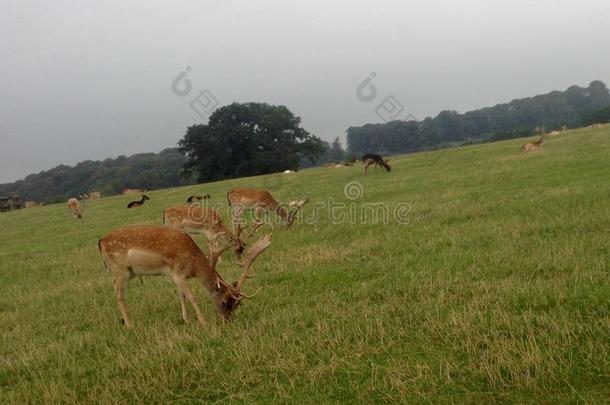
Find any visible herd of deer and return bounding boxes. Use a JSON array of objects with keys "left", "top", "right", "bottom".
[
  {"left": 67, "top": 155, "right": 393, "bottom": 327},
  {"left": 74, "top": 187, "right": 307, "bottom": 327},
  {"left": 66, "top": 139, "right": 555, "bottom": 327}
]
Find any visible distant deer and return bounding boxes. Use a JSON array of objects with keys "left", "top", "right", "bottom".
[
  {"left": 361, "top": 153, "right": 391, "bottom": 173},
  {"left": 127, "top": 194, "right": 150, "bottom": 209},
  {"left": 227, "top": 188, "right": 308, "bottom": 237},
  {"left": 187, "top": 194, "right": 210, "bottom": 203},
  {"left": 327, "top": 162, "right": 352, "bottom": 168},
  {"left": 522, "top": 134, "right": 546, "bottom": 152},
  {"left": 67, "top": 197, "right": 82, "bottom": 219},
  {"left": 98, "top": 225, "right": 271, "bottom": 327},
  {"left": 163, "top": 205, "right": 245, "bottom": 256}
]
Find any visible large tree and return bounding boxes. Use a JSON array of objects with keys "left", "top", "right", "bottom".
[{"left": 179, "top": 102, "right": 325, "bottom": 182}]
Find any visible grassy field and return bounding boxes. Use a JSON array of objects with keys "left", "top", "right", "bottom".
[{"left": 1, "top": 127, "right": 609, "bottom": 403}]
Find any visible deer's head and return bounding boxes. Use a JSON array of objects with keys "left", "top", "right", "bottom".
[
  {"left": 286, "top": 198, "right": 309, "bottom": 226},
  {"left": 210, "top": 234, "right": 272, "bottom": 319}
]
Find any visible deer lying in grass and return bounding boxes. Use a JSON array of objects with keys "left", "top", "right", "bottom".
[
  {"left": 227, "top": 188, "right": 308, "bottom": 237},
  {"left": 98, "top": 225, "right": 271, "bottom": 327},
  {"left": 163, "top": 205, "right": 245, "bottom": 256},
  {"left": 67, "top": 197, "right": 82, "bottom": 219},
  {"left": 187, "top": 194, "right": 211, "bottom": 203},
  {"left": 361, "top": 153, "right": 391, "bottom": 173},
  {"left": 522, "top": 134, "right": 545, "bottom": 152},
  {"left": 127, "top": 194, "right": 150, "bottom": 208}
]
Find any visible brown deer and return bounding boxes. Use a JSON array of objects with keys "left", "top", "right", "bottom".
[
  {"left": 127, "top": 194, "right": 150, "bottom": 208},
  {"left": 163, "top": 205, "right": 245, "bottom": 256},
  {"left": 522, "top": 134, "right": 546, "bottom": 152},
  {"left": 98, "top": 225, "right": 271, "bottom": 327},
  {"left": 227, "top": 188, "right": 308, "bottom": 237},
  {"left": 67, "top": 197, "right": 82, "bottom": 219},
  {"left": 361, "top": 153, "right": 391, "bottom": 173}
]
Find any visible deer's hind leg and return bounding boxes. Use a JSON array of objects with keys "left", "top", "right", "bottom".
[
  {"left": 364, "top": 160, "right": 373, "bottom": 173},
  {"left": 112, "top": 270, "right": 132, "bottom": 328}
]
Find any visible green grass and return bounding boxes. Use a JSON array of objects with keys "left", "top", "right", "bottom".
[{"left": 1, "top": 127, "right": 609, "bottom": 403}]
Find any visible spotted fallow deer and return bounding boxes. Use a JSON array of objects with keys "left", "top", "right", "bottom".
[
  {"left": 163, "top": 205, "right": 245, "bottom": 256},
  {"left": 522, "top": 134, "right": 546, "bottom": 152},
  {"left": 227, "top": 188, "right": 308, "bottom": 238},
  {"left": 67, "top": 197, "right": 82, "bottom": 219},
  {"left": 98, "top": 225, "right": 271, "bottom": 327}
]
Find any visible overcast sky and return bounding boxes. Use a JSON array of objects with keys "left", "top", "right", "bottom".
[{"left": 1, "top": 0, "right": 609, "bottom": 183}]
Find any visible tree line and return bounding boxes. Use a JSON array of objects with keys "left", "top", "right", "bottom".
[
  {"left": 0, "top": 149, "right": 196, "bottom": 203},
  {"left": 347, "top": 80, "right": 610, "bottom": 156},
  {"left": 3, "top": 81, "right": 609, "bottom": 204}
]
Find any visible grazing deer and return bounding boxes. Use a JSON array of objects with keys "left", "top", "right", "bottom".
[
  {"left": 522, "top": 134, "right": 545, "bottom": 152},
  {"left": 127, "top": 194, "right": 150, "bottom": 209},
  {"left": 98, "top": 225, "right": 271, "bottom": 327},
  {"left": 163, "top": 205, "right": 245, "bottom": 256},
  {"left": 187, "top": 194, "right": 211, "bottom": 203},
  {"left": 227, "top": 188, "right": 308, "bottom": 237},
  {"left": 67, "top": 197, "right": 82, "bottom": 219},
  {"left": 361, "top": 153, "right": 391, "bottom": 173}
]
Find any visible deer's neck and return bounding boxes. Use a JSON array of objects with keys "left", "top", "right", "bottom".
[{"left": 197, "top": 265, "right": 223, "bottom": 294}]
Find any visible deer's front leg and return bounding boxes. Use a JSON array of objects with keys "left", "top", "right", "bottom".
[
  {"left": 173, "top": 276, "right": 205, "bottom": 326},
  {"left": 178, "top": 292, "right": 189, "bottom": 323}
]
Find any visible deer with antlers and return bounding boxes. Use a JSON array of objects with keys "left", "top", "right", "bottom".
[
  {"left": 163, "top": 205, "right": 246, "bottom": 256},
  {"left": 227, "top": 188, "right": 308, "bottom": 238},
  {"left": 98, "top": 225, "right": 271, "bottom": 327}
]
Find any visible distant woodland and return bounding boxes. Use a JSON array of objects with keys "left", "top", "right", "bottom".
[
  {"left": 2, "top": 81, "right": 609, "bottom": 204},
  {"left": 346, "top": 81, "right": 610, "bottom": 156},
  {"left": 0, "top": 149, "right": 196, "bottom": 203}
]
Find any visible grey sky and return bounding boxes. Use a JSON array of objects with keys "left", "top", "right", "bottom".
[{"left": 1, "top": 0, "right": 609, "bottom": 183}]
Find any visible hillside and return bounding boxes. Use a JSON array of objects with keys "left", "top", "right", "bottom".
[
  {"left": 0, "top": 148, "right": 196, "bottom": 204},
  {"left": 0, "top": 126, "right": 609, "bottom": 402}
]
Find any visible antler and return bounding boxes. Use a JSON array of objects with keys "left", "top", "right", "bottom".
[
  {"left": 235, "top": 234, "right": 272, "bottom": 292},
  {"left": 235, "top": 222, "right": 249, "bottom": 243},
  {"left": 290, "top": 198, "right": 309, "bottom": 214},
  {"left": 208, "top": 235, "right": 234, "bottom": 269}
]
